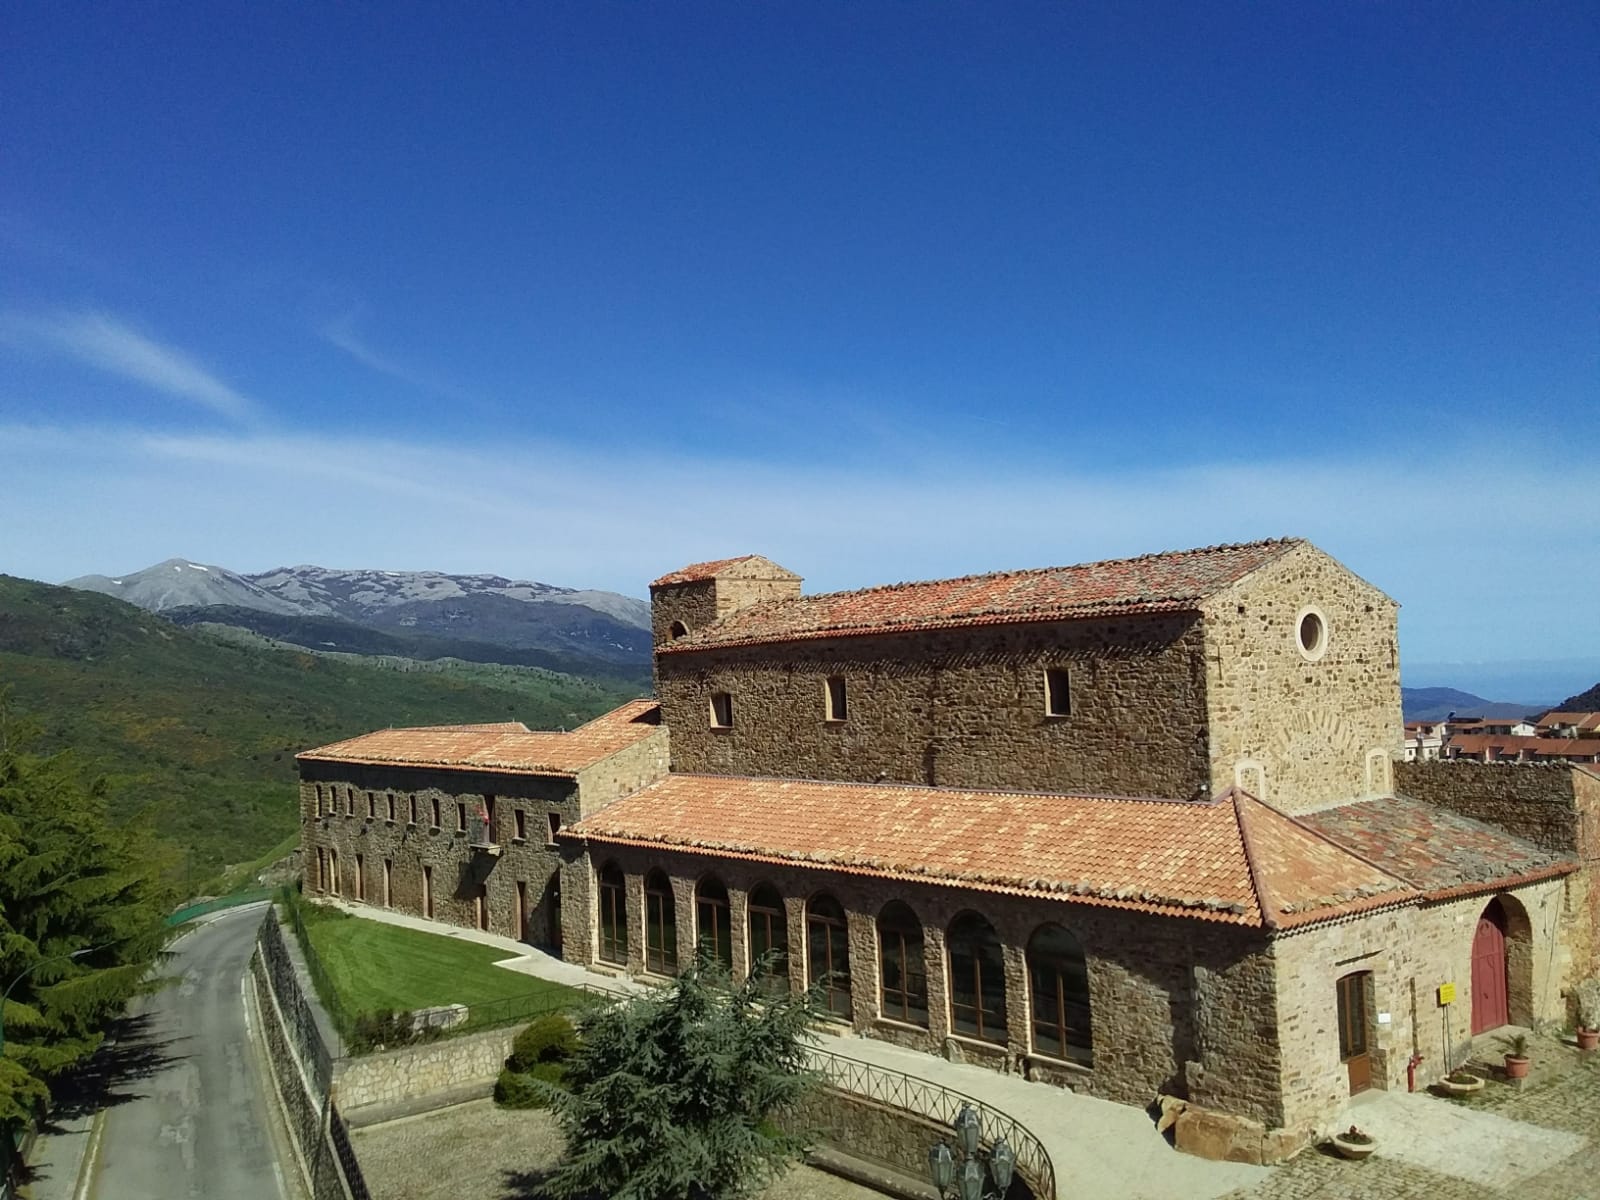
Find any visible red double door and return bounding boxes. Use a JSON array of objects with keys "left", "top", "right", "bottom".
[{"left": 1471, "top": 901, "right": 1509, "bottom": 1035}]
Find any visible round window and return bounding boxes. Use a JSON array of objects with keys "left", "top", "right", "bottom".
[{"left": 1296, "top": 608, "right": 1328, "bottom": 661}]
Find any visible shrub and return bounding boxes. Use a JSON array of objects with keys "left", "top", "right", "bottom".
[
  {"left": 510, "top": 1013, "right": 578, "bottom": 1071},
  {"left": 495, "top": 1061, "right": 568, "bottom": 1110}
]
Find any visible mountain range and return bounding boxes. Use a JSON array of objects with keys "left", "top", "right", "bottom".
[{"left": 66, "top": 558, "right": 652, "bottom": 677}]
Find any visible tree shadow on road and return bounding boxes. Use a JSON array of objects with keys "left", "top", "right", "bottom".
[{"left": 42, "top": 1011, "right": 189, "bottom": 1125}]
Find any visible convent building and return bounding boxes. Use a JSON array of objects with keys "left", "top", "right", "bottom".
[{"left": 297, "top": 538, "right": 1600, "bottom": 1159}]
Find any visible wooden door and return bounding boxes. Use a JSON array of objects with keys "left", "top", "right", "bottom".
[
  {"left": 1336, "top": 972, "right": 1372, "bottom": 1095},
  {"left": 1471, "top": 902, "right": 1509, "bottom": 1034}
]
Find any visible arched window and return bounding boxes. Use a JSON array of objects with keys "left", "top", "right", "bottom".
[
  {"left": 696, "top": 876, "right": 733, "bottom": 970},
  {"left": 877, "top": 901, "right": 927, "bottom": 1026},
  {"left": 1027, "top": 924, "right": 1092, "bottom": 1064},
  {"left": 948, "top": 912, "right": 1006, "bottom": 1044},
  {"left": 807, "top": 893, "right": 851, "bottom": 1018},
  {"left": 598, "top": 863, "right": 627, "bottom": 966},
  {"left": 645, "top": 870, "right": 678, "bottom": 974},
  {"left": 747, "top": 883, "right": 788, "bottom": 993},
  {"left": 668, "top": 620, "right": 689, "bottom": 640}
]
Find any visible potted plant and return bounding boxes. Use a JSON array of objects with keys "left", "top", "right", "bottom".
[
  {"left": 1437, "top": 1069, "right": 1485, "bottom": 1096},
  {"left": 1499, "top": 1032, "right": 1532, "bottom": 1080},
  {"left": 1330, "top": 1125, "right": 1376, "bottom": 1160},
  {"left": 1577, "top": 1027, "right": 1599, "bottom": 1052}
]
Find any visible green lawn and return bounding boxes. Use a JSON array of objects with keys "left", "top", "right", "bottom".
[{"left": 299, "top": 906, "right": 582, "bottom": 1015}]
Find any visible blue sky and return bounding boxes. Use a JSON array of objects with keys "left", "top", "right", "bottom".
[{"left": 2, "top": 3, "right": 1595, "bottom": 699}]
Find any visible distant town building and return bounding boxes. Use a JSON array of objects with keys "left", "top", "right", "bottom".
[{"left": 298, "top": 539, "right": 1600, "bottom": 1163}]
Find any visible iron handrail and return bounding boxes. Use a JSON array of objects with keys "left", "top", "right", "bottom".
[{"left": 805, "top": 1046, "right": 1056, "bottom": 1200}]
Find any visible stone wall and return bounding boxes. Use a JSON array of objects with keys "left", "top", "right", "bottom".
[
  {"left": 1200, "top": 543, "right": 1402, "bottom": 814},
  {"left": 335, "top": 1026, "right": 521, "bottom": 1113},
  {"left": 566, "top": 843, "right": 1283, "bottom": 1125},
  {"left": 1395, "top": 760, "right": 1584, "bottom": 854},
  {"left": 251, "top": 911, "right": 368, "bottom": 1200},
  {"left": 574, "top": 728, "right": 670, "bottom": 817},
  {"left": 655, "top": 614, "right": 1213, "bottom": 800},
  {"left": 299, "top": 763, "right": 577, "bottom": 947},
  {"left": 1270, "top": 878, "right": 1566, "bottom": 1136}
]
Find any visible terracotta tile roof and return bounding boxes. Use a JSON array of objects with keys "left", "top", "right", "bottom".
[
  {"left": 1446, "top": 734, "right": 1600, "bottom": 759},
  {"left": 1537, "top": 712, "right": 1600, "bottom": 733},
  {"left": 563, "top": 774, "right": 1413, "bottom": 929},
  {"left": 1298, "top": 795, "right": 1574, "bottom": 900},
  {"left": 651, "top": 556, "right": 799, "bottom": 588},
  {"left": 297, "top": 699, "right": 661, "bottom": 778},
  {"left": 659, "top": 539, "right": 1304, "bottom": 652}
]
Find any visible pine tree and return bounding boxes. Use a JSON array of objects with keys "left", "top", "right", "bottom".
[
  {"left": 540, "top": 953, "right": 822, "bottom": 1200},
  {"left": 0, "top": 707, "right": 176, "bottom": 1125}
]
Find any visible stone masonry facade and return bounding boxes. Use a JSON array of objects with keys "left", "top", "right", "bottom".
[{"left": 299, "top": 539, "right": 1596, "bottom": 1160}]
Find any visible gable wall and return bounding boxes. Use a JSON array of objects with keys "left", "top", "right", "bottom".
[
  {"left": 1201, "top": 543, "right": 1402, "bottom": 813},
  {"left": 654, "top": 613, "right": 1212, "bottom": 798}
]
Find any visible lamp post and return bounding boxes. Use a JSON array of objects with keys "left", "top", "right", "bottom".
[
  {"left": 927, "top": 1104, "right": 1017, "bottom": 1200},
  {"left": 0, "top": 948, "right": 97, "bottom": 1057}
]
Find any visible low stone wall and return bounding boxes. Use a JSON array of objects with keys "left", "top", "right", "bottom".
[
  {"left": 785, "top": 1089, "right": 1036, "bottom": 1200},
  {"left": 336, "top": 1025, "right": 520, "bottom": 1113},
  {"left": 251, "top": 911, "right": 370, "bottom": 1200}
]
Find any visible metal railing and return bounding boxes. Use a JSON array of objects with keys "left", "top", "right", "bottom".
[{"left": 806, "top": 1047, "right": 1056, "bottom": 1200}]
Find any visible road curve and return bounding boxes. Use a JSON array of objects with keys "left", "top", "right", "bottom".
[{"left": 89, "top": 903, "right": 300, "bottom": 1200}]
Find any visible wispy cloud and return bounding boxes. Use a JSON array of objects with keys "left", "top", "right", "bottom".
[
  {"left": 320, "top": 312, "right": 475, "bottom": 405},
  {"left": 0, "top": 310, "right": 256, "bottom": 422},
  {"left": 1, "top": 420, "right": 1592, "bottom": 679}
]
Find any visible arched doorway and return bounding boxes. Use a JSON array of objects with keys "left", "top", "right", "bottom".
[{"left": 1471, "top": 899, "right": 1510, "bottom": 1034}]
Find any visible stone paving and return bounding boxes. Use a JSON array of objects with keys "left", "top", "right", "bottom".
[
  {"left": 1224, "top": 1031, "right": 1600, "bottom": 1200},
  {"left": 351, "top": 1099, "right": 878, "bottom": 1200}
]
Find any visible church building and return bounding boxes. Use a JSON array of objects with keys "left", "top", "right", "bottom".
[{"left": 297, "top": 538, "right": 1596, "bottom": 1159}]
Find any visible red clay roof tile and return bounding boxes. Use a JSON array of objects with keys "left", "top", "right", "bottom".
[
  {"left": 563, "top": 774, "right": 1414, "bottom": 929},
  {"left": 659, "top": 539, "right": 1304, "bottom": 652},
  {"left": 297, "top": 699, "right": 660, "bottom": 777},
  {"left": 1298, "top": 794, "right": 1573, "bottom": 900}
]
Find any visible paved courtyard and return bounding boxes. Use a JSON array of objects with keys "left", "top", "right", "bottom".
[
  {"left": 352, "top": 1099, "right": 881, "bottom": 1200},
  {"left": 1227, "top": 1030, "right": 1600, "bottom": 1200}
]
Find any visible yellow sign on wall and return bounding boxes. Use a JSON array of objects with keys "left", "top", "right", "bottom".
[{"left": 1438, "top": 982, "right": 1457, "bottom": 1006}]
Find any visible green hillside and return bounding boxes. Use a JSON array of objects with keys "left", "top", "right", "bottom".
[{"left": 0, "top": 575, "right": 645, "bottom": 884}]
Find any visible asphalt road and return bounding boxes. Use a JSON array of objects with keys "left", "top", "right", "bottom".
[{"left": 88, "top": 904, "right": 301, "bottom": 1200}]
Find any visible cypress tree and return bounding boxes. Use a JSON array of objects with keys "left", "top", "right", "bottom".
[{"left": 0, "top": 709, "right": 176, "bottom": 1125}]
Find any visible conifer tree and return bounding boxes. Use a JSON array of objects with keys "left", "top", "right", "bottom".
[
  {"left": 0, "top": 700, "right": 176, "bottom": 1125},
  {"left": 540, "top": 953, "right": 822, "bottom": 1200}
]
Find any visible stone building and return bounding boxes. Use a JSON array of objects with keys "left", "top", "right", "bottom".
[{"left": 297, "top": 539, "right": 1598, "bottom": 1160}]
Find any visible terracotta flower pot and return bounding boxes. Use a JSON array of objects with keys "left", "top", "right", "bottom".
[
  {"left": 1578, "top": 1029, "right": 1599, "bottom": 1052},
  {"left": 1504, "top": 1054, "right": 1531, "bottom": 1080}
]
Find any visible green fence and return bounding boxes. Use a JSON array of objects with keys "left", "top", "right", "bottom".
[{"left": 166, "top": 886, "right": 276, "bottom": 927}]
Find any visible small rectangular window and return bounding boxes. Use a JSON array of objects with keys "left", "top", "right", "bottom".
[
  {"left": 345, "top": 788, "right": 354, "bottom": 817},
  {"left": 409, "top": 796, "right": 417, "bottom": 825},
  {"left": 709, "top": 692, "right": 734, "bottom": 729},
  {"left": 387, "top": 793, "right": 396, "bottom": 821},
  {"left": 547, "top": 812, "right": 562, "bottom": 845},
  {"left": 825, "top": 676, "right": 848, "bottom": 722},
  {"left": 457, "top": 802, "right": 468, "bottom": 832},
  {"left": 367, "top": 792, "right": 376, "bottom": 819},
  {"left": 1045, "top": 667, "right": 1071, "bottom": 717},
  {"left": 431, "top": 797, "right": 441, "bottom": 829},
  {"left": 515, "top": 809, "right": 528, "bottom": 840}
]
